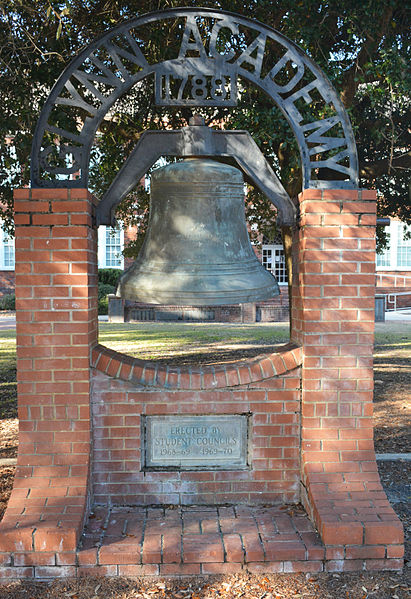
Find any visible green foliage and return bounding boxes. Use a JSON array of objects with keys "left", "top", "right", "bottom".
[
  {"left": 1, "top": 0, "right": 410, "bottom": 252},
  {"left": 98, "top": 268, "right": 122, "bottom": 287},
  {"left": 98, "top": 281, "right": 116, "bottom": 315},
  {"left": 98, "top": 271, "right": 120, "bottom": 314},
  {"left": 98, "top": 283, "right": 116, "bottom": 300},
  {"left": 0, "top": 294, "right": 15, "bottom": 311},
  {"left": 98, "top": 296, "right": 110, "bottom": 315}
]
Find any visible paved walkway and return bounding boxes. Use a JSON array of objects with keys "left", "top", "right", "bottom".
[
  {"left": 0, "top": 316, "right": 15, "bottom": 330},
  {"left": 385, "top": 309, "right": 411, "bottom": 321},
  {"left": 0, "top": 310, "right": 409, "bottom": 328},
  {"left": 0, "top": 314, "right": 108, "bottom": 330},
  {"left": 0, "top": 308, "right": 411, "bottom": 331}
]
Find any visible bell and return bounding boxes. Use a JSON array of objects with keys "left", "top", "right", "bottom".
[{"left": 117, "top": 158, "right": 280, "bottom": 305}]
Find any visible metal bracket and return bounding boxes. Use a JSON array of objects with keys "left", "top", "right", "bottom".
[{"left": 95, "top": 122, "right": 296, "bottom": 227}]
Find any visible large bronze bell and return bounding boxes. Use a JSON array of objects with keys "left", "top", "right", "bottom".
[{"left": 116, "top": 158, "right": 279, "bottom": 305}]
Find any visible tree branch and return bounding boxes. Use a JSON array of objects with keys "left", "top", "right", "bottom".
[
  {"left": 360, "top": 152, "right": 411, "bottom": 179},
  {"left": 340, "top": 5, "right": 393, "bottom": 108}
]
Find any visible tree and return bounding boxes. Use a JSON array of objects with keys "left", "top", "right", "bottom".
[{"left": 0, "top": 0, "right": 410, "bottom": 251}]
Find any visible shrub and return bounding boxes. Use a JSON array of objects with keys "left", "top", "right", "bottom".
[
  {"left": 98, "top": 296, "right": 109, "bottom": 315},
  {"left": 98, "top": 283, "right": 116, "bottom": 300},
  {"left": 98, "top": 282, "right": 116, "bottom": 315},
  {"left": 0, "top": 293, "right": 15, "bottom": 311},
  {"left": 98, "top": 268, "right": 122, "bottom": 287},
  {"left": 98, "top": 269, "right": 122, "bottom": 315}
]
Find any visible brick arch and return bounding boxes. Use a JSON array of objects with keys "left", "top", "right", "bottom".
[
  {"left": 91, "top": 342, "right": 303, "bottom": 390},
  {"left": 0, "top": 185, "right": 404, "bottom": 580},
  {"left": 0, "top": 7, "right": 405, "bottom": 576}
]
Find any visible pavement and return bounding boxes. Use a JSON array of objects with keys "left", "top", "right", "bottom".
[
  {"left": 385, "top": 308, "right": 411, "bottom": 321},
  {"left": 0, "top": 316, "right": 15, "bottom": 330},
  {"left": 0, "top": 309, "right": 410, "bottom": 330}
]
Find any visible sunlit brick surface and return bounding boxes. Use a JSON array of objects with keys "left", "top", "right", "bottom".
[
  {"left": 90, "top": 363, "right": 302, "bottom": 506},
  {"left": 78, "top": 504, "right": 323, "bottom": 573},
  {"left": 0, "top": 189, "right": 98, "bottom": 563},
  {"left": 293, "top": 189, "right": 403, "bottom": 564},
  {"left": 0, "top": 188, "right": 404, "bottom": 579}
]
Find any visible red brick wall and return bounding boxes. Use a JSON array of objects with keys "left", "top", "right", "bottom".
[
  {"left": 292, "top": 189, "right": 403, "bottom": 550},
  {"left": 90, "top": 344, "right": 303, "bottom": 506},
  {"left": 0, "top": 188, "right": 97, "bottom": 554},
  {"left": 91, "top": 372, "right": 301, "bottom": 506},
  {"left": 0, "top": 186, "right": 404, "bottom": 576}
]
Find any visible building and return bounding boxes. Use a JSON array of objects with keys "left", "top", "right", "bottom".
[
  {"left": 375, "top": 219, "right": 411, "bottom": 310},
  {"left": 0, "top": 227, "right": 15, "bottom": 296}
]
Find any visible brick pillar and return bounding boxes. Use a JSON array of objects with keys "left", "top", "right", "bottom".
[
  {"left": 292, "top": 189, "right": 404, "bottom": 562},
  {"left": 0, "top": 189, "right": 97, "bottom": 555}
]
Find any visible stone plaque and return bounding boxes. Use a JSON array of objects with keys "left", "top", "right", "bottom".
[{"left": 144, "top": 415, "right": 248, "bottom": 470}]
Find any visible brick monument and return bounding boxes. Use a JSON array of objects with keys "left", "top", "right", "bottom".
[{"left": 0, "top": 8, "right": 403, "bottom": 579}]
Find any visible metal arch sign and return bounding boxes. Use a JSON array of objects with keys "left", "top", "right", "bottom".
[{"left": 30, "top": 7, "right": 358, "bottom": 190}]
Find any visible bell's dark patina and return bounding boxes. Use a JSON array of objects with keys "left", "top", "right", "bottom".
[{"left": 117, "top": 158, "right": 279, "bottom": 305}]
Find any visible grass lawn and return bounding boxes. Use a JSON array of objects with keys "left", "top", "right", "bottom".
[
  {"left": 0, "top": 330, "right": 16, "bottom": 420},
  {"left": 0, "top": 321, "right": 410, "bottom": 596},
  {"left": 98, "top": 321, "right": 291, "bottom": 365},
  {"left": 0, "top": 320, "right": 409, "bottom": 421}
]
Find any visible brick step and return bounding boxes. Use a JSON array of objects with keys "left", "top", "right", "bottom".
[
  {"left": 78, "top": 504, "right": 321, "bottom": 568},
  {"left": 0, "top": 503, "right": 403, "bottom": 578}
]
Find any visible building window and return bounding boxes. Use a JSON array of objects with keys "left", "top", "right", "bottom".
[
  {"left": 2, "top": 232, "right": 15, "bottom": 269},
  {"left": 262, "top": 245, "right": 288, "bottom": 284},
  {"left": 376, "top": 220, "right": 411, "bottom": 271},
  {"left": 397, "top": 223, "right": 411, "bottom": 267},
  {"left": 98, "top": 226, "right": 124, "bottom": 269},
  {"left": 105, "top": 227, "right": 122, "bottom": 267},
  {"left": 0, "top": 223, "right": 15, "bottom": 271},
  {"left": 376, "top": 246, "right": 390, "bottom": 267}
]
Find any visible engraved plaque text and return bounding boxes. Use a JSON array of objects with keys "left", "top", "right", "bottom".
[{"left": 144, "top": 415, "right": 248, "bottom": 470}]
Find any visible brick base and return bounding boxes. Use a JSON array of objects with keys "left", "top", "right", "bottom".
[
  {"left": 90, "top": 343, "right": 303, "bottom": 506},
  {"left": 0, "top": 504, "right": 403, "bottom": 580},
  {"left": 0, "top": 187, "right": 404, "bottom": 579},
  {"left": 120, "top": 294, "right": 290, "bottom": 324}
]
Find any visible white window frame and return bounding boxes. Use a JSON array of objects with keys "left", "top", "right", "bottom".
[
  {"left": 0, "top": 222, "right": 15, "bottom": 271},
  {"left": 376, "top": 220, "right": 411, "bottom": 271},
  {"left": 261, "top": 244, "right": 288, "bottom": 285},
  {"left": 98, "top": 225, "right": 124, "bottom": 269},
  {"left": 397, "top": 221, "right": 411, "bottom": 268}
]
